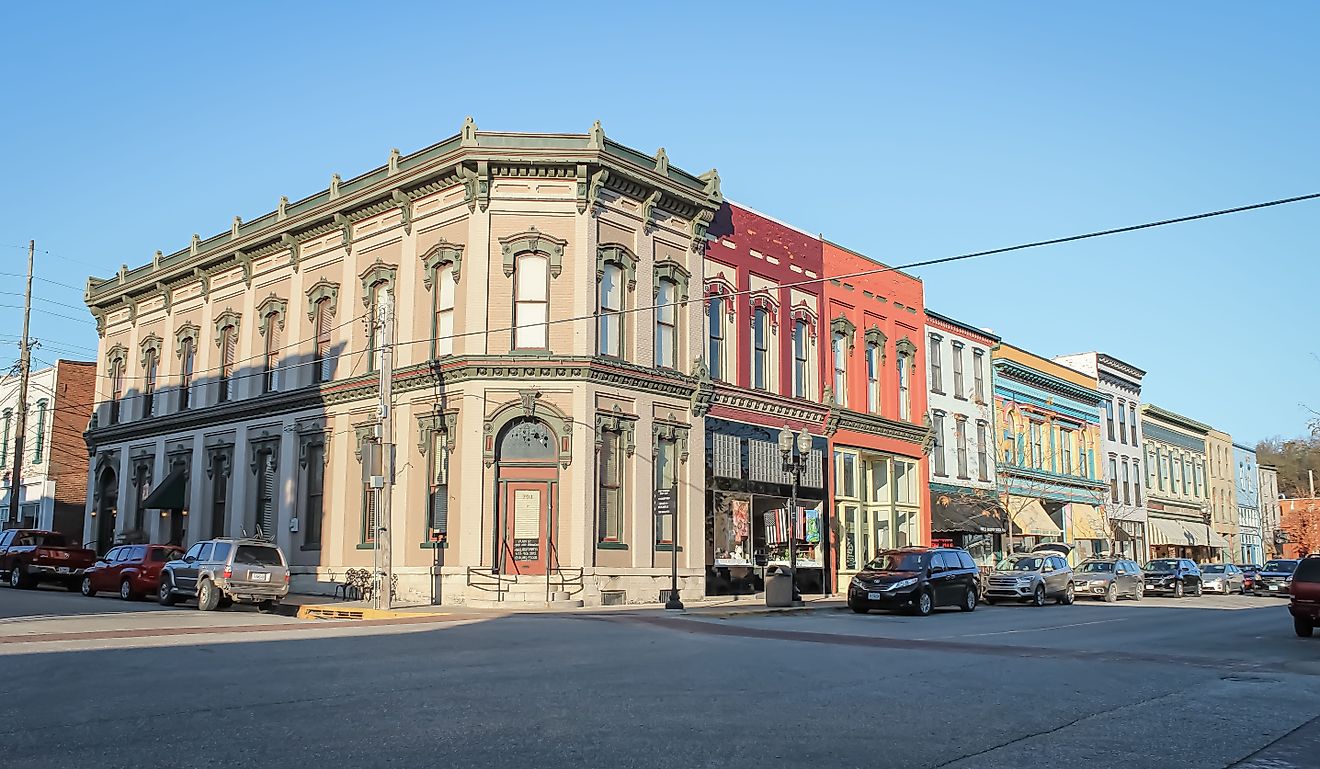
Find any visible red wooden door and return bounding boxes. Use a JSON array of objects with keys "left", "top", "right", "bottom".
[{"left": 503, "top": 481, "right": 550, "bottom": 575}]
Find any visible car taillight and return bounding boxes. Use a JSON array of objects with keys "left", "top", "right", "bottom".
[
  {"left": 222, "top": 566, "right": 232, "bottom": 579},
  {"left": 284, "top": 572, "right": 290, "bottom": 584}
]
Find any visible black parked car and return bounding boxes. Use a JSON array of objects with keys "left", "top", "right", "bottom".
[
  {"left": 1256, "top": 559, "right": 1301, "bottom": 597},
  {"left": 847, "top": 547, "right": 980, "bottom": 617},
  {"left": 1142, "top": 558, "right": 1202, "bottom": 597}
]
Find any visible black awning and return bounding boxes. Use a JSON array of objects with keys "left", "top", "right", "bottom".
[
  {"left": 931, "top": 497, "right": 1007, "bottom": 534},
  {"left": 141, "top": 465, "right": 188, "bottom": 510}
]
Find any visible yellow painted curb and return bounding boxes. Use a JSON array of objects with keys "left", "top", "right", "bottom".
[{"left": 297, "top": 604, "right": 450, "bottom": 621}]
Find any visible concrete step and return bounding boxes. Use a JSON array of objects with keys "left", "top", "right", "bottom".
[{"left": 464, "top": 597, "right": 585, "bottom": 610}]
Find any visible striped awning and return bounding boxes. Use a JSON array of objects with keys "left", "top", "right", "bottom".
[{"left": 1148, "top": 517, "right": 1210, "bottom": 546}]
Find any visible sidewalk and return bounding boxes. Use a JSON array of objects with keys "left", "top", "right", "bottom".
[{"left": 280, "top": 592, "right": 846, "bottom": 621}]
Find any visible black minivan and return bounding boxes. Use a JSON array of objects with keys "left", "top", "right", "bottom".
[{"left": 847, "top": 547, "right": 980, "bottom": 616}]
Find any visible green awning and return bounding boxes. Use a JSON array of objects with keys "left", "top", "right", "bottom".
[{"left": 141, "top": 465, "right": 188, "bottom": 510}]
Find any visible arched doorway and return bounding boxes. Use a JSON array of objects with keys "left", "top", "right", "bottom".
[
  {"left": 495, "top": 419, "right": 559, "bottom": 575},
  {"left": 94, "top": 466, "right": 118, "bottom": 555}
]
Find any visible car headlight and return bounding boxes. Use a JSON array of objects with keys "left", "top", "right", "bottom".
[
  {"left": 850, "top": 577, "right": 865, "bottom": 589},
  {"left": 1015, "top": 577, "right": 1033, "bottom": 586},
  {"left": 887, "top": 578, "right": 918, "bottom": 591}
]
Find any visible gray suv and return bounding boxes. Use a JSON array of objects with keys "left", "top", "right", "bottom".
[
  {"left": 158, "top": 538, "right": 289, "bottom": 611},
  {"left": 985, "top": 551, "right": 1075, "bottom": 606}
]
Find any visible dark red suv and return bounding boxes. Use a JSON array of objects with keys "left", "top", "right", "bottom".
[
  {"left": 1288, "top": 555, "right": 1320, "bottom": 637},
  {"left": 81, "top": 544, "right": 185, "bottom": 601}
]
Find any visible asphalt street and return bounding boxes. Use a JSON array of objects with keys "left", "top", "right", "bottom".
[{"left": 1, "top": 588, "right": 1318, "bottom": 769}]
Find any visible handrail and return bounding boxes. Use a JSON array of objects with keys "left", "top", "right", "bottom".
[{"left": 466, "top": 567, "right": 516, "bottom": 602}]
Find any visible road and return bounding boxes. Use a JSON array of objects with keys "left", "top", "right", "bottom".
[{"left": 1, "top": 588, "right": 1318, "bottom": 769}]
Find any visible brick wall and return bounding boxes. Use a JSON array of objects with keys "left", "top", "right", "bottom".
[{"left": 51, "top": 360, "right": 96, "bottom": 508}]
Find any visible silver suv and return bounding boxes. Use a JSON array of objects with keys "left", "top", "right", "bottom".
[
  {"left": 985, "top": 550, "right": 1075, "bottom": 606},
  {"left": 158, "top": 538, "right": 289, "bottom": 611}
]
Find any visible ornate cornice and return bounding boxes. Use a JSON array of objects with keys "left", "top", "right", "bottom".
[
  {"left": 597, "top": 243, "right": 638, "bottom": 291},
  {"left": 359, "top": 261, "right": 397, "bottom": 306},
  {"left": 421, "top": 240, "right": 464, "bottom": 288},
  {"left": 174, "top": 323, "right": 200, "bottom": 359},
  {"left": 835, "top": 409, "right": 928, "bottom": 445},
  {"left": 830, "top": 316, "right": 857, "bottom": 351},
  {"left": 501, "top": 227, "right": 566, "bottom": 279},
  {"left": 256, "top": 294, "right": 288, "bottom": 333},
  {"left": 305, "top": 279, "right": 339, "bottom": 321},
  {"left": 213, "top": 309, "right": 241, "bottom": 345},
  {"left": 595, "top": 405, "right": 637, "bottom": 457},
  {"left": 138, "top": 334, "right": 162, "bottom": 367},
  {"left": 710, "top": 383, "right": 827, "bottom": 425},
  {"left": 993, "top": 358, "right": 1103, "bottom": 406}
]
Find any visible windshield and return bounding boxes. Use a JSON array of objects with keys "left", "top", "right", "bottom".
[
  {"left": 1263, "top": 560, "right": 1299, "bottom": 574},
  {"left": 1077, "top": 562, "right": 1114, "bottom": 573},
  {"left": 864, "top": 552, "right": 924, "bottom": 571},
  {"left": 235, "top": 545, "right": 284, "bottom": 567},
  {"left": 997, "top": 556, "right": 1044, "bottom": 571},
  {"left": 14, "top": 532, "right": 68, "bottom": 547},
  {"left": 1144, "top": 559, "right": 1179, "bottom": 571},
  {"left": 1202, "top": 565, "right": 1226, "bottom": 573}
]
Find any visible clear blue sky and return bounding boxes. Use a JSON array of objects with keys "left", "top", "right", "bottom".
[{"left": 1, "top": 3, "right": 1316, "bottom": 443}]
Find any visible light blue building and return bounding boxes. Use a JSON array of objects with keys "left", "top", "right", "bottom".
[{"left": 1233, "top": 443, "right": 1261, "bottom": 564}]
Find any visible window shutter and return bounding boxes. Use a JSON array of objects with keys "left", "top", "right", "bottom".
[
  {"left": 259, "top": 453, "right": 277, "bottom": 540},
  {"left": 316, "top": 302, "right": 332, "bottom": 382},
  {"left": 431, "top": 486, "right": 448, "bottom": 534},
  {"left": 267, "top": 317, "right": 281, "bottom": 391},
  {"left": 364, "top": 486, "right": 377, "bottom": 542}
]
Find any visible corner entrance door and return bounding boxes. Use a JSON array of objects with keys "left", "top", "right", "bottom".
[{"left": 503, "top": 481, "right": 550, "bottom": 576}]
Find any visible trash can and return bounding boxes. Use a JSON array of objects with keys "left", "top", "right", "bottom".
[{"left": 765, "top": 566, "right": 795, "bottom": 607}]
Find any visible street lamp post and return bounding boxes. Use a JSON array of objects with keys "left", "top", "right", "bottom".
[{"left": 779, "top": 425, "right": 813, "bottom": 605}]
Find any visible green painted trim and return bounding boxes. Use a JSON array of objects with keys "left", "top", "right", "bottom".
[
  {"left": 418, "top": 541, "right": 448, "bottom": 549},
  {"left": 597, "top": 541, "right": 629, "bottom": 550},
  {"left": 654, "top": 544, "right": 683, "bottom": 552},
  {"left": 356, "top": 543, "right": 377, "bottom": 550},
  {"left": 299, "top": 544, "right": 322, "bottom": 551}
]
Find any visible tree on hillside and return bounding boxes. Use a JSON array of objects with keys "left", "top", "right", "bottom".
[{"left": 1256, "top": 435, "right": 1320, "bottom": 498}]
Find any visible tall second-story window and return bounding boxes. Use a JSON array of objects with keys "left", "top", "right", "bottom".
[
  {"left": 142, "top": 349, "right": 158, "bottom": 418},
  {"left": 32, "top": 400, "right": 47, "bottom": 464},
  {"left": 655, "top": 278, "right": 677, "bottom": 369},
  {"left": 707, "top": 295, "right": 726, "bottom": 381},
  {"left": 973, "top": 349, "right": 986, "bottom": 402},
  {"left": 931, "top": 412, "right": 946, "bottom": 475},
  {"left": 1030, "top": 421, "right": 1043, "bottom": 470},
  {"left": 976, "top": 421, "right": 989, "bottom": 480},
  {"left": 1128, "top": 404, "right": 1138, "bottom": 445},
  {"left": 312, "top": 298, "right": 332, "bottom": 384},
  {"left": 434, "top": 264, "right": 455, "bottom": 358},
  {"left": 866, "top": 341, "right": 880, "bottom": 413},
  {"left": 831, "top": 331, "right": 848, "bottom": 407},
  {"left": 598, "top": 263, "right": 623, "bottom": 357},
  {"left": 793, "top": 320, "right": 809, "bottom": 398},
  {"left": 262, "top": 312, "right": 281, "bottom": 394},
  {"left": 955, "top": 417, "right": 969, "bottom": 478},
  {"left": 928, "top": 335, "right": 943, "bottom": 393},
  {"left": 1109, "top": 455, "right": 1119, "bottom": 502},
  {"left": 367, "top": 282, "right": 387, "bottom": 371},
  {"left": 218, "top": 325, "right": 237, "bottom": 403},
  {"left": 1122, "top": 459, "right": 1132, "bottom": 505},
  {"left": 897, "top": 349, "right": 911, "bottom": 420},
  {"left": 0, "top": 409, "right": 10, "bottom": 467},
  {"left": 1134, "top": 458, "right": 1143, "bottom": 505},
  {"left": 109, "top": 356, "right": 125, "bottom": 424},
  {"left": 752, "top": 308, "right": 770, "bottom": 390},
  {"left": 1060, "top": 428, "right": 1073, "bottom": 475},
  {"left": 1117, "top": 401, "right": 1128, "bottom": 445},
  {"left": 598, "top": 427, "right": 623, "bottom": 543},
  {"left": 514, "top": 254, "right": 549, "bottom": 350},
  {"left": 1104, "top": 399, "right": 1115, "bottom": 441},
  {"left": 952, "top": 342, "right": 965, "bottom": 399},
  {"left": 179, "top": 338, "right": 195, "bottom": 410}
]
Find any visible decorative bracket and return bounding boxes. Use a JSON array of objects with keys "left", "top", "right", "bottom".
[
  {"left": 690, "top": 357, "right": 713, "bottom": 417},
  {"left": 155, "top": 281, "right": 172, "bottom": 314},
  {"left": 281, "top": 233, "right": 301, "bottom": 272},
  {"left": 594, "top": 405, "right": 637, "bottom": 457},
  {"left": 500, "top": 227, "right": 566, "bottom": 279},
  {"left": 653, "top": 417, "right": 691, "bottom": 464},
  {"left": 417, "top": 410, "right": 459, "bottom": 455},
  {"left": 175, "top": 323, "right": 200, "bottom": 359},
  {"left": 641, "top": 189, "right": 662, "bottom": 230},
  {"left": 597, "top": 244, "right": 638, "bottom": 292},
  {"left": 831, "top": 316, "right": 857, "bottom": 351},
  {"left": 421, "top": 240, "right": 464, "bottom": 289},
  {"left": 391, "top": 189, "right": 413, "bottom": 234},
  {"left": 256, "top": 294, "right": 289, "bottom": 334},
  {"left": 305, "top": 279, "right": 340, "bottom": 321},
  {"left": 193, "top": 267, "right": 210, "bottom": 299},
  {"left": 334, "top": 213, "right": 352, "bottom": 255},
  {"left": 213, "top": 309, "right": 241, "bottom": 346}
]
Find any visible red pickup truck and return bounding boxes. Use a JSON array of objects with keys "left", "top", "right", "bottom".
[
  {"left": 0, "top": 529, "right": 97, "bottom": 591},
  {"left": 1290, "top": 555, "right": 1320, "bottom": 637}
]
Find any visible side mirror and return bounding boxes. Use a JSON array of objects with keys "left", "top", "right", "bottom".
[{"left": 183, "top": 555, "right": 196, "bottom": 564}]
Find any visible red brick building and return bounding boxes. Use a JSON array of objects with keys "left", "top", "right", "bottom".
[
  {"left": 820, "top": 241, "right": 929, "bottom": 585},
  {"left": 1281, "top": 498, "right": 1320, "bottom": 558}
]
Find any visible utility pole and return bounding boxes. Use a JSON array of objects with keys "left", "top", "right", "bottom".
[
  {"left": 7, "top": 241, "right": 34, "bottom": 528},
  {"left": 376, "top": 289, "right": 395, "bottom": 610},
  {"left": 1309, "top": 469, "right": 1315, "bottom": 499}
]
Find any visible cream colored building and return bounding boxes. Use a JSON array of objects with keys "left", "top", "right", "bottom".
[
  {"left": 82, "top": 120, "right": 722, "bottom": 606},
  {"left": 1206, "top": 428, "right": 1238, "bottom": 560}
]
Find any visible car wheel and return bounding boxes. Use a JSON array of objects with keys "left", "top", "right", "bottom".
[
  {"left": 1032, "top": 584, "right": 1046, "bottom": 607},
  {"left": 848, "top": 598, "right": 869, "bottom": 614},
  {"left": 9, "top": 564, "right": 32, "bottom": 589},
  {"left": 1059, "top": 583, "right": 1076, "bottom": 606},
  {"left": 196, "top": 579, "right": 221, "bottom": 612},
  {"left": 1132, "top": 586, "right": 1143, "bottom": 601},
  {"left": 960, "top": 587, "right": 977, "bottom": 612},
  {"left": 1193, "top": 582, "right": 1203, "bottom": 597},
  {"left": 158, "top": 578, "right": 178, "bottom": 606},
  {"left": 1238, "top": 583, "right": 1246, "bottom": 595},
  {"left": 81, "top": 576, "right": 97, "bottom": 597},
  {"left": 1104, "top": 583, "right": 1117, "bottom": 603},
  {"left": 1295, "top": 617, "right": 1315, "bottom": 638},
  {"left": 257, "top": 600, "right": 277, "bottom": 614},
  {"left": 1174, "top": 581, "right": 1184, "bottom": 599},
  {"left": 120, "top": 579, "right": 138, "bottom": 601},
  {"left": 913, "top": 590, "right": 934, "bottom": 617}
]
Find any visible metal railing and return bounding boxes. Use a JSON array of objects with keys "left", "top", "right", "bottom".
[{"left": 466, "top": 567, "right": 516, "bottom": 602}]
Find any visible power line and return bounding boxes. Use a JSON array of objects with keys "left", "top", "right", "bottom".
[
  {"left": 0, "top": 272, "right": 84, "bottom": 293},
  {"left": 0, "top": 291, "right": 91, "bottom": 313},
  {"left": 0, "top": 303, "right": 93, "bottom": 324}
]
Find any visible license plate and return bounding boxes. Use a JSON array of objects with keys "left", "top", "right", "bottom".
[
  {"left": 1269, "top": 585, "right": 1279, "bottom": 591},
  {"left": 56, "top": 567, "right": 70, "bottom": 574},
  {"left": 251, "top": 572, "right": 271, "bottom": 583},
  {"left": 867, "top": 592, "right": 882, "bottom": 600}
]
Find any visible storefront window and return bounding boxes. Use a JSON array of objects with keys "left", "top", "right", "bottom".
[
  {"left": 869, "top": 460, "right": 889, "bottom": 504},
  {"left": 842, "top": 454, "right": 856, "bottom": 497}
]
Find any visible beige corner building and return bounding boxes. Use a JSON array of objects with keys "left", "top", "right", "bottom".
[
  {"left": 82, "top": 120, "right": 722, "bottom": 606},
  {"left": 1205, "top": 428, "right": 1238, "bottom": 560}
]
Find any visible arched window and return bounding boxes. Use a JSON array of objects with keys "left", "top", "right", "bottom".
[
  {"left": 262, "top": 311, "right": 281, "bottom": 393},
  {"left": 312, "top": 297, "right": 332, "bottom": 383},
  {"left": 707, "top": 295, "right": 726, "bottom": 381},
  {"left": 655, "top": 278, "right": 678, "bottom": 369},
  {"left": 142, "top": 348, "right": 158, "bottom": 418},
  {"left": 179, "top": 337, "right": 195, "bottom": 410},
  {"left": 514, "top": 253, "right": 549, "bottom": 349},
  {"left": 434, "top": 263, "right": 456, "bottom": 358},
  {"left": 792, "top": 320, "right": 809, "bottom": 398},
  {"left": 752, "top": 308, "right": 770, "bottom": 390},
  {"left": 598, "top": 262, "right": 624, "bottom": 357},
  {"left": 218, "top": 324, "right": 238, "bottom": 403},
  {"left": 109, "top": 356, "right": 125, "bottom": 423}
]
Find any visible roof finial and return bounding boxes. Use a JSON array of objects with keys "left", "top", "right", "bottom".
[
  {"left": 588, "top": 120, "right": 605, "bottom": 149},
  {"left": 654, "top": 147, "right": 669, "bottom": 175},
  {"left": 461, "top": 116, "right": 478, "bottom": 145},
  {"left": 231, "top": 216, "right": 242, "bottom": 238},
  {"left": 330, "top": 173, "right": 341, "bottom": 199},
  {"left": 387, "top": 148, "right": 400, "bottom": 175},
  {"left": 277, "top": 196, "right": 289, "bottom": 220},
  {"left": 190, "top": 234, "right": 201, "bottom": 256}
]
